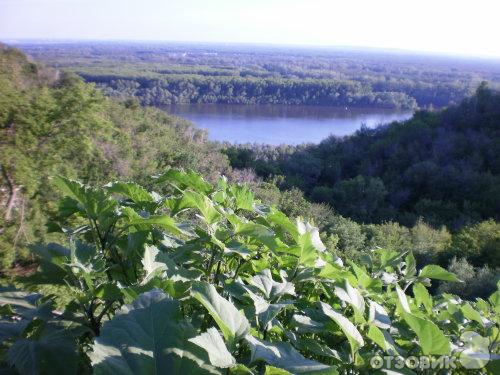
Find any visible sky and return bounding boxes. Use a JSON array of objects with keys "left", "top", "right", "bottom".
[{"left": 1, "top": 0, "right": 500, "bottom": 58}]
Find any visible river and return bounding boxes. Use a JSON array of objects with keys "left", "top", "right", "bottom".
[{"left": 165, "top": 104, "right": 413, "bottom": 145}]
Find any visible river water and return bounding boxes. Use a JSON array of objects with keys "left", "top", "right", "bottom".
[{"left": 165, "top": 104, "right": 413, "bottom": 145}]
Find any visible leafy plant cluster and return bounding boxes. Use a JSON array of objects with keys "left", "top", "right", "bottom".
[{"left": 1, "top": 169, "right": 498, "bottom": 374}]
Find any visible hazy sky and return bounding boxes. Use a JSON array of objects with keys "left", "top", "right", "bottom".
[{"left": 1, "top": 0, "right": 500, "bottom": 58}]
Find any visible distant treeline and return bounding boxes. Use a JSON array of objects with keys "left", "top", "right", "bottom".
[
  {"left": 17, "top": 42, "right": 500, "bottom": 109},
  {"left": 84, "top": 74, "right": 419, "bottom": 109}
]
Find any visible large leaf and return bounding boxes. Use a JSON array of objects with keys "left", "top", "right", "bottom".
[
  {"left": 167, "top": 191, "right": 221, "bottom": 224},
  {"left": 53, "top": 176, "right": 117, "bottom": 221},
  {"left": 402, "top": 312, "right": 450, "bottom": 355},
  {"left": 106, "top": 181, "right": 155, "bottom": 203},
  {"left": 395, "top": 285, "right": 411, "bottom": 313},
  {"left": 412, "top": 283, "right": 433, "bottom": 313},
  {"left": 189, "top": 328, "right": 236, "bottom": 368},
  {"left": 156, "top": 169, "right": 213, "bottom": 194},
  {"left": 141, "top": 245, "right": 202, "bottom": 283},
  {"left": 368, "top": 300, "right": 391, "bottom": 329},
  {"left": 191, "top": 282, "right": 250, "bottom": 347},
  {"left": 249, "top": 269, "right": 295, "bottom": 300},
  {"left": 247, "top": 290, "right": 292, "bottom": 328},
  {"left": 418, "top": 265, "right": 461, "bottom": 282},
  {"left": 461, "top": 303, "right": 485, "bottom": 327},
  {"left": 0, "top": 287, "right": 80, "bottom": 375},
  {"left": 319, "top": 302, "right": 364, "bottom": 354},
  {"left": 333, "top": 280, "right": 365, "bottom": 315},
  {"left": 122, "top": 207, "right": 181, "bottom": 235},
  {"left": 292, "top": 220, "right": 326, "bottom": 266},
  {"left": 8, "top": 327, "right": 79, "bottom": 375},
  {"left": 90, "top": 290, "right": 219, "bottom": 374},
  {"left": 229, "top": 184, "right": 254, "bottom": 211},
  {"left": 245, "top": 335, "right": 336, "bottom": 374},
  {"left": 234, "top": 222, "right": 281, "bottom": 251},
  {"left": 366, "top": 324, "right": 398, "bottom": 355},
  {"left": 266, "top": 209, "right": 299, "bottom": 239}
]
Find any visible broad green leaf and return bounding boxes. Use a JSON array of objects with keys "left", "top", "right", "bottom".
[
  {"left": 167, "top": 191, "right": 221, "bottom": 224},
  {"left": 461, "top": 303, "right": 484, "bottom": 327},
  {"left": 290, "top": 315, "right": 324, "bottom": 333},
  {"left": 367, "top": 325, "right": 398, "bottom": 355},
  {"left": 234, "top": 223, "right": 280, "bottom": 250},
  {"left": 419, "top": 265, "right": 461, "bottom": 282},
  {"left": 294, "top": 337, "right": 341, "bottom": 361},
  {"left": 264, "top": 366, "right": 292, "bottom": 374},
  {"left": 318, "top": 264, "right": 356, "bottom": 285},
  {"left": 156, "top": 169, "right": 213, "bottom": 194},
  {"left": 142, "top": 245, "right": 167, "bottom": 282},
  {"left": 333, "top": 280, "right": 365, "bottom": 315},
  {"left": 350, "top": 263, "right": 381, "bottom": 291},
  {"left": 189, "top": 328, "right": 236, "bottom": 368},
  {"left": 8, "top": 328, "right": 79, "bottom": 375},
  {"left": 191, "top": 282, "right": 250, "bottom": 347},
  {"left": 266, "top": 209, "right": 299, "bottom": 239},
  {"left": 245, "top": 335, "right": 335, "bottom": 374},
  {"left": 404, "top": 252, "right": 417, "bottom": 277},
  {"left": 319, "top": 302, "right": 364, "bottom": 354},
  {"left": 122, "top": 279, "right": 190, "bottom": 303},
  {"left": 106, "top": 181, "right": 155, "bottom": 203},
  {"left": 53, "top": 176, "right": 117, "bottom": 220},
  {"left": 95, "top": 283, "right": 122, "bottom": 302},
  {"left": 141, "top": 245, "right": 202, "bottom": 283},
  {"left": 249, "top": 269, "right": 295, "bottom": 300},
  {"left": 122, "top": 207, "right": 182, "bottom": 235},
  {"left": 297, "top": 219, "right": 326, "bottom": 252},
  {"left": 224, "top": 241, "right": 252, "bottom": 260},
  {"left": 90, "top": 290, "right": 218, "bottom": 374},
  {"left": 402, "top": 312, "right": 450, "bottom": 355},
  {"left": 368, "top": 300, "right": 391, "bottom": 329},
  {"left": 395, "top": 285, "right": 411, "bottom": 313},
  {"left": 377, "top": 248, "right": 403, "bottom": 269},
  {"left": 412, "top": 283, "right": 432, "bottom": 313},
  {"left": 247, "top": 291, "right": 291, "bottom": 328},
  {"left": 229, "top": 184, "right": 254, "bottom": 211},
  {"left": 291, "top": 222, "right": 325, "bottom": 267}
]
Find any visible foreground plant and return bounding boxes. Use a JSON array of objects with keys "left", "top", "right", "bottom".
[{"left": 1, "top": 169, "right": 499, "bottom": 374}]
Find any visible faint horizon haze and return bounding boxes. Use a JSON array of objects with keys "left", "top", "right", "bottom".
[{"left": 1, "top": 0, "right": 500, "bottom": 59}]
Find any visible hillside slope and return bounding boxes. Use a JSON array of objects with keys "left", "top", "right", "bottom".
[
  {"left": 0, "top": 45, "right": 229, "bottom": 268},
  {"left": 225, "top": 84, "right": 500, "bottom": 229}
]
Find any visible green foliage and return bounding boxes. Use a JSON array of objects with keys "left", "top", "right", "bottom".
[
  {"left": 0, "top": 46, "right": 229, "bottom": 270},
  {"left": 1, "top": 169, "right": 498, "bottom": 374},
  {"left": 438, "top": 257, "right": 500, "bottom": 300},
  {"left": 23, "top": 42, "right": 500, "bottom": 110},
  {"left": 226, "top": 87, "right": 500, "bottom": 232},
  {"left": 445, "top": 220, "right": 500, "bottom": 268}
]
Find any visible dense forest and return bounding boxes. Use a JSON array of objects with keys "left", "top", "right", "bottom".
[
  {"left": 17, "top": 42, "right": 500, "bottom": 109},
  {"left": 0, "top": 45, "right": 499, "bottom": 374},
  {"left": 223, "top": 83, "right": 500, "bottom": 230}
]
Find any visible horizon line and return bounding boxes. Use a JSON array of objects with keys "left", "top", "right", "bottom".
[{"left": 3, "top": 37, "right": 500, "bottom": 63}]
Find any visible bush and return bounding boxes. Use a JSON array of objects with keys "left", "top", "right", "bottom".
[
  {"left": 438, "top": 257, "right": 499, "bottom": 300},
  {"left": 445, "top": 220, "right": 500, "bottom": 268},
  {"left": 2, "top": 169, "right": 497, "bottom": 374}
]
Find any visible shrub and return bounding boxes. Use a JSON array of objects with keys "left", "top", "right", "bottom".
[{"left": 0, "top": 170, "right": 498, "bottom": 374}]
